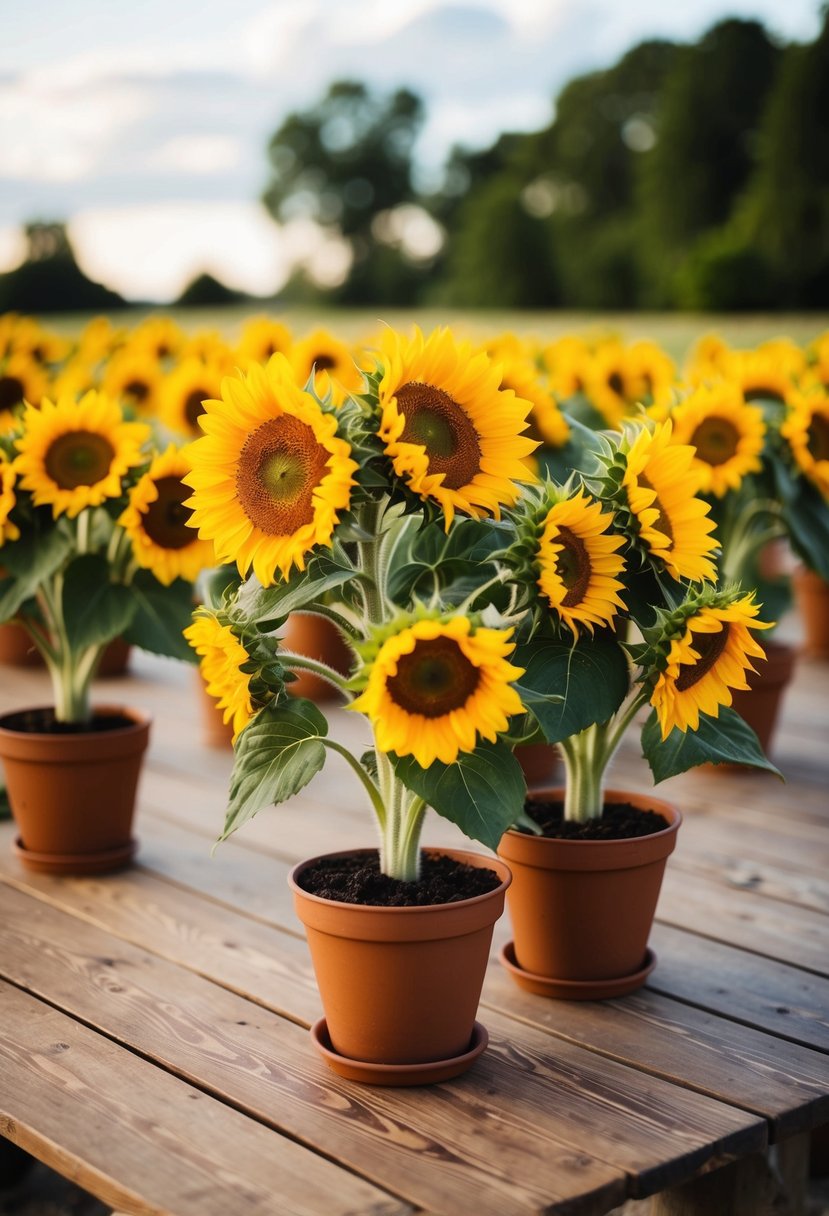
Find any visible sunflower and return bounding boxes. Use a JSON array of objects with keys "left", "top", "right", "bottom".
[
  {"left": 184, "top": 612, "right": 255, "bottom": 742},
  {"left": 78, "top": 316, "right": 124, "bottom": 364},
  {"left": 130, "top": 317, "right": 185, "bottom": 362},
  {"left": 725, "top": 351, "right": 797, "bottom": 406},
  {"left": 13, "top": 391, "right": 150, "bottom": 519},
  {"left": 0, "top": 453, "right": 20, "bottom": 547},
  {"left": 542, "top": 336, "right": 591, "bottom": 400},
  {"left": 289, "top": 329, "right": 363, "bottom": 402},
  {"left": 236, "top": 316, "right": 293, "bottom": 367},
  {"left": 535, "top": 491, "right": 626, "bottom": 636},
  {"left": 585, "top": 342, "right": 641, "bottom": 426},
  {"left": 102, "top": 350, "right": 164, "bottom": 416},
  {"left": 650, "top": 593, "right": 772, "bottom": 739},
  {"left": 377, "top": 327, "right": 537, "bottom": 526},
  {"left": 0, "top": 352, "right": 49, "bottom": 432},
  {"left": 350, "top": 616, "right": 525, "bottom": 768},
  {"left": 621, "top": 420, "right": 718, "bottom": 582},
  {"left": 626, "top": 341, "right": 677, "bottom": 411},
  {"left": 161, "top": 359, "right": 226, "bottom": 437},
  {"left": 781, "top": 391, "right": 829, "bottom": 498},
  {"left": 685, "top": 334, "right": 730, "bottom": 383},
  {"left": 119, "top": 445, "right": 214, "bottom": 584},
  {"left": 494, "top": 353, "right": 570, "bottom": 449},
  {"left": 179, "top": 332, "right": 235, "bottom": 370},
  {"left": 183, "top": 355, "right": 357, "bottom": 585},
  {"left": 51, "top": 357, "right": 99, "bottom": 402},
  {"left": 7, "top": 318, "right": 71, "bottom": 366},
  {"left": 670, "top": 383, "right": 766, "bottom": 497}
]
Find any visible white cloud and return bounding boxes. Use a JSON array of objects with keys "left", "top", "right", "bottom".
[
  {"left": 69, "top": 201, "right": 293, "bottom": 301},
  {"left": 0, "top": 226, "right": 26, "bottom": 272},
  {"left": 148, "top": 135, "right": 241, "bottom": 175}
]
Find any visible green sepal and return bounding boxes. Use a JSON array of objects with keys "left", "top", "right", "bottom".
[
  {"left": 641, "top": 705, "right": 782, "bottom": 781},
  {"left": 391, "top": 739, "right": 526, "bottom": 851},
  {"left": 220, "top": 698, "right": 328, "bottom": 842}
]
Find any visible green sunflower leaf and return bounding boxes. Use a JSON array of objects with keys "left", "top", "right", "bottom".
[
  {"left": 62, "top": 554, "right": 136, "bottom": 650},
  {"left": 391, "top": 739, "right": 526, "bottom": 851},
  {"left": 0, "top": 526, "right": 72, "bottom": 621},
  {"left": 513, "top": 633, "right": 630, "bottom": 743},
  {"left": 641, "top": 705, "right": 782, "bottom": 781},
  {"left": 123, "top": 571, "right": 196, "bottom": 662},
  {"left": 221, "top": 698, "right": 328, "bottom": 841},
  {"left": 234, "top": 557, "right": 359, "bottom": 627}
]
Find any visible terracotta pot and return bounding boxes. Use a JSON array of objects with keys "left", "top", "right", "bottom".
[
  {"left": 516, "top": 743, "right": 561, "bottom": 789},
  {"left": 729, "top": 640, "right": 795, "bottom": 756},
  {"left": 284, "top": 613, "right": 351, "bottom": 702},
  {"left": 0, "top": 705, "right": 150, "bottom": 874},
  {"left": 290, "top": 847, "right": 510, "bottom": 1073},
  {"left": 0, "top": 624, "right": 131, "bottom": 675},
  {"left": 498, "top": 788, "right": 680, "bottom": 994},
  {"left": 195, "top": 669, "right": 235, "bottom": 748},
  {"left": 0, "top": 623, "right": 40, "bottom": 666},
  {"left": 793, "top": 567, "right": 829, "bottom": 660}
]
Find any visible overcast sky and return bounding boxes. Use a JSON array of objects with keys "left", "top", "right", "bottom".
[{"left": 0, "top": 0, "right": 821, "bottom": 301}]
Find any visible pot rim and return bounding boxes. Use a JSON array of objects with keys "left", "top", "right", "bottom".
[
  {"left": 0, "top": 704, "right": 151, "bottom": 742},
  {"left": 289, "top": 845, "right": 511, "bottom": 915},
  {"left": 504, "top": 786, "right": 681, "bottom": 846}
]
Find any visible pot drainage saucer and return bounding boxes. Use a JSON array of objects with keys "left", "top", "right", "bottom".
[
  {"left": 499, "top": 941, "right": 656, "bottom": 1000},
  {"left": 310, "top": 1018, "right": 488, "bottom": 1086},
  {"left": 12, "top": 836, "right": 137, "bottom": 876}
]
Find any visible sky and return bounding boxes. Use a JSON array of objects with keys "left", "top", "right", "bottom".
[{"left": 0, "top": 0, "right": 822, "bottom": 302}]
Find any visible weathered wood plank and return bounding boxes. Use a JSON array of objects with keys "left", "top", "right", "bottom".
[
  {"left": 0, "top": 884, "right": 627, "bottom": 1216},
  {"left": 0, "top": 981, "right": 408, "bottom": 1216}
]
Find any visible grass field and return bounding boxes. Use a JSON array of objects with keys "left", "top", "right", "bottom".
[{"left": 41, "top": 307, "right": 829, "bottom": 361}]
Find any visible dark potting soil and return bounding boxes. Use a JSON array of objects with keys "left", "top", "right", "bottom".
[
  {"left": 298, "top": 852, "right": 502, "bottom": 906},
  {"left": 524, "top": 798, "right": 669, "bottom": 840},
  {"left": 0, "top": 708, "right": 136, "bottom": 735}
]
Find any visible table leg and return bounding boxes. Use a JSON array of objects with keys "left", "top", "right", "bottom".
[{"left": 649, "top": 1135, "right": 811, "bottom": 1216}]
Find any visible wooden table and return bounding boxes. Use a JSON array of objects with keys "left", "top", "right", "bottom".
[{"left": 0, "top": 640, "right": 827, "bottom": 1216}]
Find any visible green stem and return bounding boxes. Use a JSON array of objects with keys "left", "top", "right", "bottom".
[
  {"left": 280, "top": 652, "right": 351, "bottom": 696},
  {"left": 322, "top": 739, "right": 386, "bottom": 829},
  {"left": 294, "top": 604, "right": 363, "bottom": 641}
]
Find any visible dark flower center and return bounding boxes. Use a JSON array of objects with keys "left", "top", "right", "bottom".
[
  {"left": 554, "top": 525, "right": 592, "bottom": 607},
  {"left": 674, "top": 623, "right": 731, "bottom": 691},
  {"left": 236, "top": 415, "right": 328, "bottom": 535},
  {"left": 124, "top": 379, "right": 150, "bottom": 404},
  {"left": 397, "top": 382, "right": 482, "bottom": 490},
  {"left": 0, "top": 376, "right": 24, "bottom": 411},
  {"left": 690, "top": 416, "right": 740, "bottom": 466},
  {"left": 45, "top": 431, "right": 115, "bottom": 489},
  {"left": 637, "top": 473, "right": 674, "bottom": 544},
  {"left": 807, "top": 413, "right": 829, "bottom": 463},
  {"left": 184, "top": 389, "right": 208, "bottom": 430},
  {"left": 387, "top": 635, "right": 480, "bottom": 718},
  {"left": 141, "top": 476, "right": 195, "bottom": 550},
  {"left": 314, "top": 354, "right": 337, "bottom": 371}
]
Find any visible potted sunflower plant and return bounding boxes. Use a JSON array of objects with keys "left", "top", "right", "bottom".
[
  {"left": 0, "top": 389, "right": 212, "bottom": 874},
  {"left": 184, "top": 331, "right": 775, "bottom": 1078}
]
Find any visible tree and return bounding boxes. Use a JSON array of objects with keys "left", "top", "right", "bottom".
[
  {"left": 262, "top": 81, "right": 429, "bottom": 304},
  {"left": 0, "top": 222, "right": 125, "bottom": 314}
]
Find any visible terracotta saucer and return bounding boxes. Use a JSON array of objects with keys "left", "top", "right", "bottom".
[
  {"left": 499, "top": 941, "right": 657, "bottom": 1000},
  {"left": 12, "top": 836, "right": 138, "bottom": 876},
  {"left": 310, "top": 1018, "right": 489, "bottom": 1086}
]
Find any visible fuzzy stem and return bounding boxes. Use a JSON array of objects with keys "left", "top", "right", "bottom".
[{"left": 280, "top": 652, "right": 351, "bottom": 696}]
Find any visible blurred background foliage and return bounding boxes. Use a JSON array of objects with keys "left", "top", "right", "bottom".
[{"left": 3, "top": 10, "right": 828, "bottom": 315}]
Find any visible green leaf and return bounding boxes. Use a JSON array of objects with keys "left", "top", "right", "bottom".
[
  {"left": 772, "top": 460, "right": 829, "bottom": 580},
  {"left": 62, "top": 555, "right": 136, "bottom": 650},
  {"left": 387, "top": 516, "right": 504, "bottom": 603},
  {"left": 513, "top": 634, "right": 630, "bottom": 744},
  {"left": 0, "top": 527, "right": 72, "bottom": 621},
  {"left": 235, "top": 558, "right": 358, "bottom": 626},
  {"left": 124, "top": 571, "right": 196, "bottom": 662},
  {"left": 641, "top": 705, "right": 782, "bottom": 782},
  {"left": 391, "top": 740, "right": 526, "bottom": 850},
  {"left": 221, "top": 698, "right": 328, "bottom": 840}
]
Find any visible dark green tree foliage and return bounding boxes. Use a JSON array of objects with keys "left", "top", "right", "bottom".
[
  {"left": 747, "top": 11, "right": 829, "bottom": 305},
  {"left": 0, "top": 223, "right": 125, "bottom": 314},
  {"left": 640, "top": 21, "right": 780, "bottom": 283},
  {"left": 176, "top": 273, "right": 247, "bottom": 308},
  {"left": 263, "top": 81, "right": 427, "bottom": 304}
]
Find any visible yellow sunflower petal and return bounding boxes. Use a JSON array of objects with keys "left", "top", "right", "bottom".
[{"left": 184, "top": 613, "right": 254, "bottom": 741}]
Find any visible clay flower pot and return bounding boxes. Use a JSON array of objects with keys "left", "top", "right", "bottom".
[
  {"left": 290, "top": 847, "right": 511, "bottom": 1085},
  {"left": 515, "top": 743, "right": 561, "bottom": 789},
  {"left": 284, "top": 613, "right": 351, "bottom": 702},
  {"left": 0, "top": 624, "right": 131, "bottom": 676},
  {"left": 0, "top": 705, "right": 151, "bottom": 875},
  {"left": 498, "top": 788, "right": 681, "bottom": 1000},
  {"left": 729, "top": 640, "right": 795, "bottom": 757},
  {"left": 793, "top": 567, "right": 829, "bottom": 660},
  {"left": 195, "top": 669, "right": 235, "bottom": 748}
]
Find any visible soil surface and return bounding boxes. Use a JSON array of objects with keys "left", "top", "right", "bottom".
[
  {"left": 298, "top": 852, "right": 502, "bottom": 906},
  {"left": 0, "top": 709, "right": 135, "bottom": 735},
  {"left": 524, "top": 798, "right": 669, "bottom": 840}
]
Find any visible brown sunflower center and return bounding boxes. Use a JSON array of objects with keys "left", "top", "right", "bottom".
[
  {"left": 744, "top": 385, "right": 784, "bottom": 404},
  {"left": 674, "top": 623, "right": 731, "bottom": 691},
  {"left": 0, "top": 376, "right": 24, "bottom": 411},
  {"left": 314, "top": 354, "right": 337, "bottom": 371},
  {"left": 44, "top": 431, "right": 115, "bottom": 489},
  {"left": 142, "top": 476, "right": 194, "bottom": 550},
  {"left": 637, "top": 473, "right": 674, "bottom": 544},
  {"left": 689, "top": 416, "right": 740, "bottom": 466},
  {"left": 608, "top": 372, "right": 625, "bottom": 397},
  {"left": 386, "top": 636, "right": 480, "bottom": 719},
  {"left": 236, "top": 414, "right": 329, "bottom": 536},
  {"left": 124, "top": 379, "right": 150, "bottom": 404},
  {"left": 554, "top": 525, "right": 592, "bottom": 607},
  {"left": 807, "top": 413, "right": 829, "bottom": 462},
  {"left": 397, "top": 382, "right": 482, "bottom": 490},
  {"left": 184, "top": 389, "right": 208, "bottom": 430}
]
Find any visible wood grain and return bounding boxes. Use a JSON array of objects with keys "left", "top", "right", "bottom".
[{"left": 0, "top": 981, "right": 408, "bottom": 1216}]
